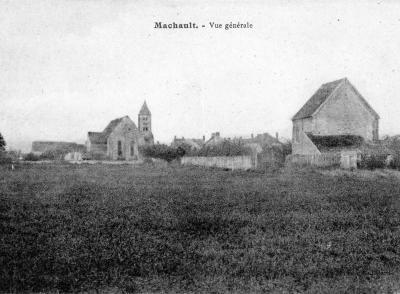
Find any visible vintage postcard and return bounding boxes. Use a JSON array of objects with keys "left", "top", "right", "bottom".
[{"left": 1, "top": 0, "right": 400, "bottom": 293}]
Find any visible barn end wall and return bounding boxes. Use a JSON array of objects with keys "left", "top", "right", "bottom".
[{"left": 313, "top": 82, "right": 378, "bottom": 141}]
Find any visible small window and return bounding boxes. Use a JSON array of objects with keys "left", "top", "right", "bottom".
[
  {"left": 143, "top": 127, "right": 148, "bottom": 131},
  {"left": 118, "top": 141, "right": 122, "bottom": 156},
  {"left": 130, "top": 144, "right": 134, "bottom": 156}
]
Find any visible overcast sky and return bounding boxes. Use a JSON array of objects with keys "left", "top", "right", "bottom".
[{"left": 1, "top": 0, "right": 400, "bottom": 151}]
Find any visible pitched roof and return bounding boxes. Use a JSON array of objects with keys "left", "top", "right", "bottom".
[
  {"left": 102, "top": 117, "right": 125, "bottom": 137},
  {"left": 139, "top": 101, "right": 151, "bottom": 115},
  {"left": 292, "top": 78, "right": 345, "bottom": 120},
  {"left": 172, "top": 138, "right": 204, "bottom": 149},
  {"left": 88, "top": 116, "right": 136, "bottom": 144},
  {"left": 292, "top": 78, "right": 380, "bottom": 121},
  {"left": 191, "top": 139, "right": 205, "bottom": 147}
]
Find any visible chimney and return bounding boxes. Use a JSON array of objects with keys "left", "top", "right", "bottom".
[
  {"left": 276, "top": 132, "right": 279, "bottom": 140},
  {"left": 251, "top": 133, "right": 254, "bottom": 139},
  {"left": 203, "top": 135, "right": 205, "bottom": 142},
  {"left": 174, "top": 135, "right": 177, "bottom": 140},
  {"left": 216, "top": 132, "right": 220, "bottom": 137}
]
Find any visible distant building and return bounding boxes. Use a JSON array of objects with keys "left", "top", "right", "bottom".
[
  {"left": 291, "top": 78, "right": 380, "bottom": 155},
  {"left": 31, "top": 141, "right": 85, "bottom": 155},
  {"left": 205, "top": 132, "right": 224, "bottom": 146},
  {"left": 171, "top": 136, "right": 205, "bottom": 150},
  {"left": 86, "top": 101, "right": 154, "bottom": 160},
  {"left": 240, "top": 132, "right": 281, "bottom": 148},
  {"left": 203, "top": 131, "right": 282, "bottom": 153}
]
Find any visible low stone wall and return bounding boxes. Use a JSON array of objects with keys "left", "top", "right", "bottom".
[
  {"left": 181, "top": 156, "right": 253, "bottom": 170},
  {"left": 286, "top": 153, "right": 341, "bottom": 168}
]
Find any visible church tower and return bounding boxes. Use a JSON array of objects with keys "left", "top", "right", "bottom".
[
  {"left": 138, "top": 101, "right": 154, "bottom": 144},
  {"left": 138, "top": 101, "right": 151, "bottom": 132}
]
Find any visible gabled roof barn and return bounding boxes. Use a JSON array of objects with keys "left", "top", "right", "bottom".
[{"left": 292, "top": 78, "right": 379, "bottom": 121}]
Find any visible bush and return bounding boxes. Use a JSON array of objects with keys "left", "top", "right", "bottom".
[
  {"left": 358, "top": 152, "right": 387, "bottom": 170},
  {"left": 0, "top": 152, "right": 12, "bottom": 165},
  {"left": 380, "top": 136, "right": 400, "bottom": 170},
  {"left": 38, "top": 150, "right": 65, "bottom": 160},
  {"left": 391, "top": 155, "right": 400, "bottom": 170},
  {"left": 281, "top": 141, "right": 292, "bottom": 158},
  {"left": 6, "top": 150, "right": 21, "bottom": 161},
  {"left": 139, "top": 144, "right": 180, "bottom": 162},
  {"left": 23, "top": 153, "right": 40, "bottom": 161}
]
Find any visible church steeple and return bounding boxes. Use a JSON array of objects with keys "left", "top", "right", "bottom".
[
  {"left": 139, "top": 101, "right": 151, "bottom": 116},
  {"left": 138, "top": 101, "right": 151, "bottom": 133}
]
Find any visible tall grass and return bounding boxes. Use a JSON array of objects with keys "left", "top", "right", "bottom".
[{"left": 1, "top": 164, "right": 400, "bottom": 292}]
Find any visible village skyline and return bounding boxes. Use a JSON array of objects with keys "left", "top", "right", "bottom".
[{"left": 2, "top": 0, "right": 400, "bottom": 152}]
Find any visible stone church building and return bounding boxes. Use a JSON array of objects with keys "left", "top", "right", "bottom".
[
  {"left": 86, "top": 101, "right": 154, "bottom": 160},
  {"left": 292, "top": 78, "right": 380, "bottom": 155}
]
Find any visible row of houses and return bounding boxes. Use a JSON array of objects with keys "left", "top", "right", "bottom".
[
  {"left": 31, "top": 77, "right": 381, "bottom": 166},
  {"left": 171, "top": 132, "right": 281, "bottom": 150},
  {"left": 171, "top": 131, "right": 286, "bottom": 167}
]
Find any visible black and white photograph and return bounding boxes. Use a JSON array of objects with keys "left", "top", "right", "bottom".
[{"left": 1, "top": 0, "right": 400, "bottom": 293}]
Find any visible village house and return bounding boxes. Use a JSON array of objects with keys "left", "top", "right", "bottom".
[
  {"left": 291, "top": 78, "right": 380, "bottom": 156},
  {"left": 204, "top": 131, "right": 282, "bottom": 153},
  {"left": 204, "top": 132, "right": 224, "bottom": 146},
  {"left": 171, "top": 136, "right": 206, "bottom": 150},
  {"left": 86, "top": 101, "right": 154, "bottom": 160},
  {"left": 239, "top": 132, "right": 281, "bottom": 149}
]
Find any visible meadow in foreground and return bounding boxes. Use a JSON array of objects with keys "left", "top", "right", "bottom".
[{"left": 1, "top": 163, "right": 400, "bottom": 293}]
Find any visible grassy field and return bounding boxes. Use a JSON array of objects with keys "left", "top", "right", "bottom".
[{"left": 1, "top": 163, "right": 400, "bottom": 293}]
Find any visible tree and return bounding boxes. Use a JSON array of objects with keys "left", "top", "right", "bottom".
[{"left": 0, "top": 132, "right": 6, "bottom": 152}]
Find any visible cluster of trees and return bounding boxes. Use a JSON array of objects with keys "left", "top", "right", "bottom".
[
  {"left": 0, "top": 132, "right": 12, "bottom": 165},
  {"left": 0, "top": 132, "right": 5, "bottom": 152},
  {"left": 139, "top": 144, "right": 184, "bottom": 162},
  {"left": 23, "top": 151, "right": 61, "bottom": 161}
]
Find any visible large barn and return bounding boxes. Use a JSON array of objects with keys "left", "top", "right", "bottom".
[{"left": 291, "top": 78, "right": 380, "bottom": 155}]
